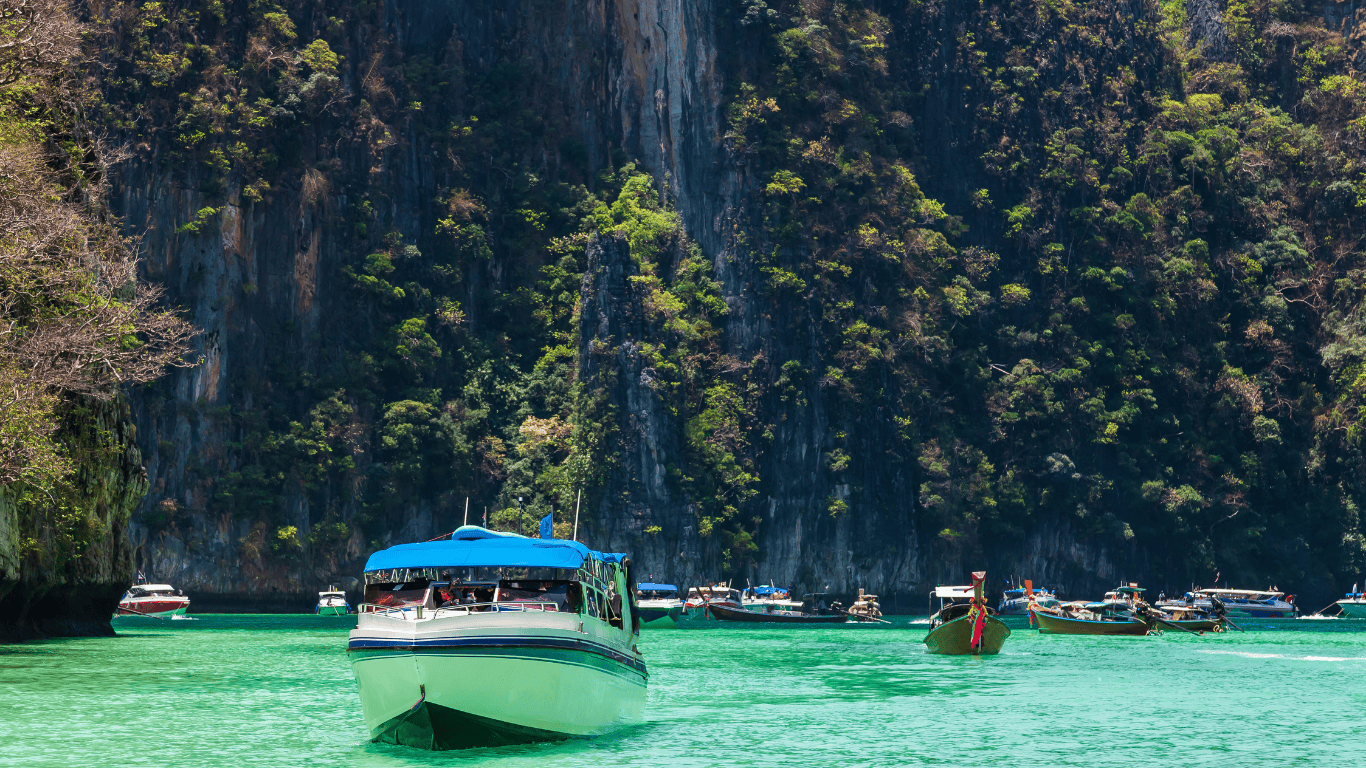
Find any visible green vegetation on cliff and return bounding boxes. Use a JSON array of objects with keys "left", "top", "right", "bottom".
[{"left": 83, "top": 0, "right": 1366, "bottom": 596}]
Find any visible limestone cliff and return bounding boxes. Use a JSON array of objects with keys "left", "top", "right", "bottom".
[
  {"left": 0, "top": 399, "right": 147, "bottom": 640},
  {"left": 91, "top": 0, "right": 1366, "bottom": 611}
]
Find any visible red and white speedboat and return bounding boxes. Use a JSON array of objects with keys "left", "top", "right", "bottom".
[{"left": 115, "top": 583, "right": 190, "bottom": 618}]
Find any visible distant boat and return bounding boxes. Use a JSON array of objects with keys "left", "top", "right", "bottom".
[
  {"left": 924, "top": 573, "right": 1010, "bottom": 654},
  {"left": 316, "top": 587, "right": 350, "bottom": 616},
  {"left": 998, "top": 581, "right": 1059, "bottom": 615},
  {"left": 347, "top": 526, "right": 646, "bottom": 750},
  {"left": 706, "top": 592, "right": 848, "bottom": 624},
  {"left": 1156, "top": 588, "right": 1297, "bottom": 618},
  {"left": 676, "top": 585, "right": 745, "bottom": 626},
  {"left": 1033, "top": 584, "right": 1151, "bottom": 635},
  {"left": 1336, "top": 590, "right": 1366, "bottom": 617},
  {"left": 635, "top": 583, "right": 683, "bottom": 626},
  {"left": 847, "top": 589, "right": 884, "bottom": 622},
  {"left": 741, "top": 584, "right": 803, "bottom": 613},
  {"left": 114, "top": 581, "right": 190, "bottom": 619}
]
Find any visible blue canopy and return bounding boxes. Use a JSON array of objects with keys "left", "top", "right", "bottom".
[
  {"left": 364, "top": 526, "right": 600, "bottom": 572},
  {"left": 751, "top": 586, "right": 788, "bottom": 596},
  {"left": 638, "top": 583, "right": 678, "bottom": 592}
]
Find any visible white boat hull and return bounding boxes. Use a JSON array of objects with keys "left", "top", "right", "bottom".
[{"left": 349, "top": 614, "right": 646, "bottom": 749}]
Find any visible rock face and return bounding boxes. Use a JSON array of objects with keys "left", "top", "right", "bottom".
[
  {"left": 105, "top": 0, "right": 1206, "bottom": 610},
  {"left": 0, "top": 399, "right": 147, "bottom": 641}
]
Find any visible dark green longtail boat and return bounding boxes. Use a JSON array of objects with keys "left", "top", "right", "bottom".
[{"left": 924, "top": 572, "right": 1010, "bottom": 655}]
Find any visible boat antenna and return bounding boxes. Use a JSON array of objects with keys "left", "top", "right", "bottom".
[
  {"left": 572, "top": 489, "right": 582, "bottom": 541},
  {"left": 463, "top": 496, "right": 469, "bottom": 527}
]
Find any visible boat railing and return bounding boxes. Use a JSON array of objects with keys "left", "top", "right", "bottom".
[{"left": 358, "top": 601, "right": 563, "bottom": 619}]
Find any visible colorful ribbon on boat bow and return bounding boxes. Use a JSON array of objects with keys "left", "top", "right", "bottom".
[{"left": 970, "top": 571, "right": 987, "bottom": 651}]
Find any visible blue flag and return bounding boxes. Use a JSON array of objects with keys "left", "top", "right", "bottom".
[{"left": 539, "top": 513, "right": 553, "bottom": 539}]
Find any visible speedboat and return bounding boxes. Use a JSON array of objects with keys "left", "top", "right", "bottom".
[
  {"left": 347, "top": 526, "right": 646, "bottom": 750},
  {"left": 114, "top": 582, "right": 190, "bottom": 618},
  {"left": 635, "top": 583, "right": 684, "bottom": 626},
  {"left": 924, "top": 573, "right": 1010, "bottom": 654},
  {"left": 1157, "top": 588, "right": 1297, "bottom": 618},
  {"left": 708, "top": 592, "right": 849, "bottom": 624},
  {"left": 998, "top": 581, "right": 1060, "bottom": 615},
  {"left": 317, "top": 587, "right": 350, "bottom": 615},
  {"left": 740, "top": 584, "right": 806, "bottom": 616},
  {"left": 1334, "top": 591, "right": 1366, "bottom": 618}
]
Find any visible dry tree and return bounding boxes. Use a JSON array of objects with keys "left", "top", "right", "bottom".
[{"left": 0, "top": 0, "right": 198, "bottom": 486}]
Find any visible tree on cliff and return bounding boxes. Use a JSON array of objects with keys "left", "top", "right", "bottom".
[{"left": 0, "top": 0, "right": 196, "bottom": 487}]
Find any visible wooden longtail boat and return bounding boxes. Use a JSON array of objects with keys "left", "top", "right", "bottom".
[
  {"left": 924, "top": 572, "right": 1010, "bottom": 655},
  {"left": 1033, "top": 610, "right": 1151, "bottom": 635},
  {"left": 1032, "top": 584, "right": 1153, "bottom": 635}
]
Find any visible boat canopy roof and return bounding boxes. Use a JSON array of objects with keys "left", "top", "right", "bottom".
[
  {"left": 132, "top": 584, "right": 175, "bottom": 591},
  {"left": 935, "top": 586, "right": 976, "bottom": 598},
  {"left": 750, "top": 585, "right": 788, "bottom": 595},
  {"left": 319, "top": 591, "right": 346, "bottom": 597},
  {"left": 362, "top": 526, "right": 623, "bottom": 572},
  {"left": 1198, "top": 588, "right": 1282, "bottom": 597},
  {"left": 638, "top": 583, "right": 678, "bottom": 592},
  {"left": 1115, "top": 586, "right": 1145, "bottom": 594}
]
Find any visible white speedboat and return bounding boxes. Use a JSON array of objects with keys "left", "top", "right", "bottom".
[
  {"left": 316, "top": 587, "right": 350, "bottom": 615},
  {"left": 348, "top": 526, "right": 646, "bottom": 750},
  {"left": 1335, "top": 591, "right": 1366, "bottom": 618},
  {"left": 1157, "top": 588, "right": 1297, "bottom": 618},
  {"left": 114, "top": 582, "right": 190, "bottom": 618},
  {"left": 635, "top": 583, "right": 683, "bottom": 627}
]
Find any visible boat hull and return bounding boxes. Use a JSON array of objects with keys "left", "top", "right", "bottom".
[
  {"left": 1033, "top": 611, "right": 1150, "bottom": 635},
  {"left": 924, "top": 614, "right": 1010, "bottom": 655},
  {"left": 636, "top": 605, "right": 681, "bottom": 627},
  {"left": 349, "top": 633, "right": 646, "bottom": 750},
  {"left": 707, "top": 603, "right": 848, "bottom": 624},
  {"left": 114, "top": 600, "right": 189, "bottom": 619},
  {"left": 1338, "top": 602, "right": 1366, "bottom": 618},
  {"left": 317, "top": 605, "right": 349, "bottom": 616}
]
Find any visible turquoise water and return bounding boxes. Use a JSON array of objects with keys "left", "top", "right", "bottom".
[{"left": 0, "top": 616, "right": 1363, "bottom": 766}]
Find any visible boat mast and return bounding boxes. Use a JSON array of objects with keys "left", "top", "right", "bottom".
[{"left": 573, "top": 489, "right": 582, "bottom": 541}]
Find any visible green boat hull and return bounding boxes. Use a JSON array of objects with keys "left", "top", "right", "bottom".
[
  {"left": 1034, "top": 611, "right": 1150, "bottom": 635},
  {"left": 924, "top": 613, "right": 1010, "bottom": 655}
]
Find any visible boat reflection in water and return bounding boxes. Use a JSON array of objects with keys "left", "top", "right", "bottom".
[
  {"left": 347, "top": 526, "right": 646, "bottom": 750},
  {"left": 924, "top": 572, "right": 1010, "bottom": 655}
]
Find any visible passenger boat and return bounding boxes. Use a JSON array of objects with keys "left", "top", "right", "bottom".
[
  {"left": 1145, "top": 603, "right": 1223, "bottom": 632},
  {"left": 347, "top": 526, "right": 646, "bottom": 750},
  {"left": 741, "top": 584, "right": 803, "bottom": 613},
  {"left": 847, "top": 589, "right": 884, "bottom": 622},
  {"left": 1335, "top": 590, "right": 1366, "bottom": 618},
  {"left": 924, "top": 572, "right": 1010, "bottom": 655},
  {"left": 707, "top": 592, "right": 849, "bottom": 624},
  {"left": 635, "top": 583, "right": 684, "bottom": 626},
  {"left": 1156, "top": 588, "right": 1297, "bottom": 618},
  {"left": 998, "top": 580, "right": 1059, "bottom": 615},
  {"left": 1032, "top": 585, "right": 1151, "bottom": 635},
  {"left": 114, "top": 581, "right": 190, "bottom": 618},
  {"left": 316, "top": 587, "right": 350, "bottom": 615},
  {"left": 675, "top": 585, "right": 745, "bottom": 626}
]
